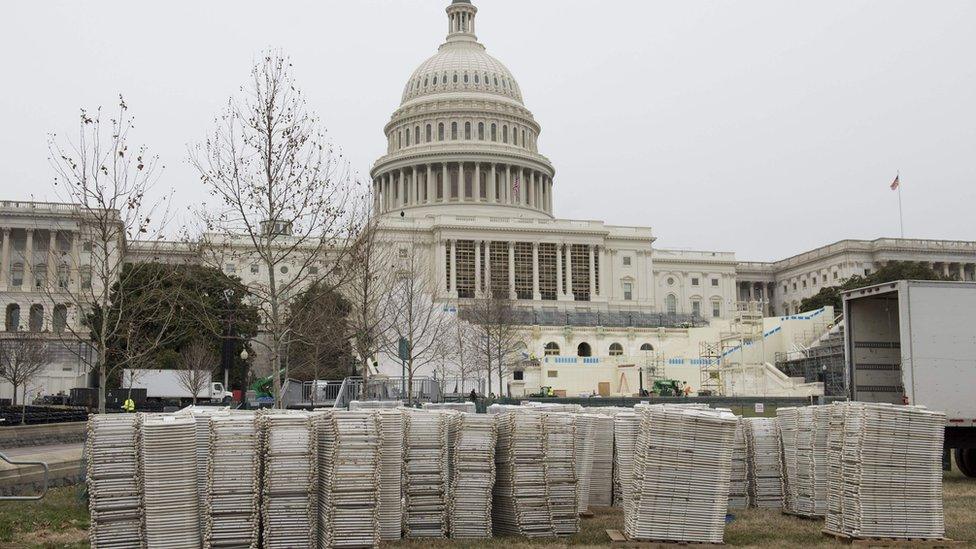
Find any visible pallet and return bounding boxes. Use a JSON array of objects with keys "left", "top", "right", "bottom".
[
  {"left": 605, "top": 529, "right": 724, "bottom": 547},
  {"left": 783, "top": 510, "right": 824, "bottom": 521},
  {"left": 822, "top": 528, "right": 962, "bottom": 547}
]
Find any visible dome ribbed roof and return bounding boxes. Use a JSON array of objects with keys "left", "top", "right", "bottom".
[{"left": 400, "top": 41, "right": 523, "bottom": 105}]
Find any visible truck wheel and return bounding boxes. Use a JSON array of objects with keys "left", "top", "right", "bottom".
[{"left": 955, "top": 449, "right": 976, "bottom": 478}]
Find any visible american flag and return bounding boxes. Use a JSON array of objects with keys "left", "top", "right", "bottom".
[
  {"left": 890, "top": 174, "right": 900, "bottom": 191},
  {"left": 513, "top": 175, "right": 520, "bottom": 200}
]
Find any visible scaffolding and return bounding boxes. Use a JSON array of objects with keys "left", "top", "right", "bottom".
[{"left": 699, "top": 301, "right": 766, "bottom": 396}]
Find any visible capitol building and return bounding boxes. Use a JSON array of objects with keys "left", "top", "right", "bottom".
[{"left": 1, "top": 0, "right": 975, "bottom": 401}]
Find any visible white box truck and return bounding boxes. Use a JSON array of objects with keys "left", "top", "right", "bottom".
[
  {"left": 123, "top": 369, "right": 233, "bottom": 405},
  {"left": 842, "top": 280, "right": 976, "bottom": 477}
]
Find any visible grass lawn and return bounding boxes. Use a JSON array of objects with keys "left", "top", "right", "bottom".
[{"left": 2, "top": 471, "right": 973, "bottom": 548}]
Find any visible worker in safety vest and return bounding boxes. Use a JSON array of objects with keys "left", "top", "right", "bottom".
[{"left": 123, "top": 398, "right": 136, "bottom": 413}]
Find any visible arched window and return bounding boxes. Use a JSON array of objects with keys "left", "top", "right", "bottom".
[
  {"left": 5, "top": 304, "right": 20, "bottom": 332},
  {"left": 490, "top": 124, "right": 497, "bottom": 142},
  {"left": 478, "top": 122, "right": 485, "bottom": 140},
  {"left": 433, "top": 74, "right": 438, "bottom": 86},
  {"left": 463, "top": 72, "right": 469, "bottom": 84},
  {"left": 404, "top": 129, "right": 410, "bottom": 147},
  {"left": 640, "top": 343, "right": 654, "bottom": 352},
  {"left": 666, "top": 294, "right": 677, "bottom": 315},
  {"left": 453, "top": 73, "right": 458, "bottom": 84},
  {"left": 426, "top": 124, "right": 432, "bottom": 142},
  {"left": 53, "top": 304, "right": 67, "bottom": 334},
  {"left": 10, "top": 263, "right": 24, "bottom": 288},
  {"left": 451, "top": 122, "right": 458, "bottom": 140},
  {"left": 29, "top": 304, "right": 44, "bottom": 332},
  {"left": 474, "top": 73, "right": 480, "bottom": 84},
  {"left": 397, "top": 131, "right": 402, "bottom": 149},
  {"left": 513, "top": 129, "right": 518, "bottom": 146},
  {"left": 414, "top": 126, "right": 420, "bottom": 144},
  {"left": 544, "top": 342, "right": 560, "bottom": 356},
  {"left": 502, "top": 125, "right": 508, "bottom": 144},
  {"left": 424, "top": 77, "right": 429, "bottom": 87},
  {"left": 464, "top": 122, "right": 471, "bottom": 140},
  {"left": 494, "top": 76, "right": 499, "bottom": 86},
  {"left": 438, "top": 123, "right": 445, "bottom": 141},
  {"left": 522, "top": 129, "right": 527, "bottom": 148},
  {"left": 577, "top": 342, "right": 592, "bottom": 357},
  {"left": 609, "top": 343, "right": 624, "bottom": 356}
]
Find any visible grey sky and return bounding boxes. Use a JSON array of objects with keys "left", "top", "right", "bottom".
[{"left": 2, "top": 0, "right": 973, "bottom": 261}]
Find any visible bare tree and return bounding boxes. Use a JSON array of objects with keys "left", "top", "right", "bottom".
[
  {"left": 381, "top": 241, "right": 453, "bottom": 405},
  {"left": 176, "top": 340, "right": 217, "bottom": 405},
  {"left": 191, "top": 52, "right": 363, "bottom": 408},
  {"left": 47, "top": 96, "right": 176, "bottom": 413},
  {"left": 0, "top": 334, "right": 53, "bottom": 424},
  {"left": 435, "top": 318, "right": 479, "bottom": 395},
  {"left": 463, "top": 290, "right": 524, "bottom": 397},
  {"left": 344, "top": 211, "right": 393, "bottom": 384}
]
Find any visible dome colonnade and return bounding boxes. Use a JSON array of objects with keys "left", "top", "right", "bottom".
[{"left": 371, "top": 0, "right": 555, "bottom": 219}]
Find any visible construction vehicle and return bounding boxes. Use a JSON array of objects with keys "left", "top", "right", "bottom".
[
  {"left": 652, "top": 379, "right": 681, "bottom": 397},
  {"left": 843, "top": 280, "right": 976, "bottom": 478},
  {"left": 247, "top": 369, "right": 286, "bottom": 405},
  {"left": 530, "top": 386, "right": 556, "bottom": 398}
]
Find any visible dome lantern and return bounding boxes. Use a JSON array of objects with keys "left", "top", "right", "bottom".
[{"left": 445, "top": 0, "right": 478, "bottom": 44}]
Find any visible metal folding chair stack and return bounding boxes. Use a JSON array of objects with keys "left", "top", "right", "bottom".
[
  {"left": 205, "top": 414, "right": 260, "bottom": 549},
  {"left": 140, "top": 415, "right": 201, "bottom": 549},
  {"left": 260, "top": 412, "right": 318, "bottom": 549},
  {"left": 448, "top": 412, "right": 497, "bottom": 539},
  {"left": 86, "top": 414, "right": 143, "bottom": 548}
]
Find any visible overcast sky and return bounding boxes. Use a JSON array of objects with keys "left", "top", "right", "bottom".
[{"left": 1, "top": 0, "right": 973, "bottom": 261}]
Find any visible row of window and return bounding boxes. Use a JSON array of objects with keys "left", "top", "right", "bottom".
[
  {"left": 406, "top": 69, "right": 520, "bottom": 99},
  {"left": 543, "top": 341, "right": 656, "bottom": 357},
  {"left": 664, "top": 294, "right": 722, "bottom": 318},
  {"left": 782, "top": 269, "right": 867, "bottom": 293},
  {"left": 6, "top": 263, "right": 89, "bottom": 289},
  {"left": 4, "top": 303, "right": 68, "bottom": 333},
  {"left": 663, "top": 275, "right": 721, "bottom": 288},
  {"left": 223, "top": 264, "right": 318, "bottom": 277},
  {"left": 389, "top": 120, "right": 537, "bottom": 153}
]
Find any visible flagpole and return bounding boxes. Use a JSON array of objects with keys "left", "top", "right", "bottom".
[{"left": 897, "top": 171, "right": 904, "bottom": 238}]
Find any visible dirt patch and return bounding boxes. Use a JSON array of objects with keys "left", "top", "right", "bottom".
[{"left": 19, "top": 527, "right": 88, "bottom": 546}]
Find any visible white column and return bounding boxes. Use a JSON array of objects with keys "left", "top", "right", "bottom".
[
  {"left": 71, "top": 231, "right": 82, "bottom": 292},
  {"left": 489, "top": 163, "right": 497, "bottom": 203},
  {"left": 0, "top": 228, "right": 9, "bottom": 290},
  {"left": 556, "top": 243, "right": 564, "bottom": 298},
  {"left": 442, "top": 163, "right": 449, "bottom": 202},
  {"left": 504, "top": 165, "right": 511, "bottom": 204},
  {"left": 459, "top": 162, "right": 467, "bottom": 202},
  {"left": 484, "top": 241, "right": 493, "bottom": 295},
  {"left": 23, "top": 229, "right": 34, "bottom": 289},
  {"left": 437, "top": 240, "right": 447, "bottom": 294},
  {"left": 565, "top": 243, "right": 574, "bottom": 300},
  {"left": 474, "top": 163, "right": 481, "bottom": 202},
  {"left": 474, "top": 240, "right": 482, "bottom": 296},
  {"left": 588, "top": 245, "right": 596, "bottom": 300},
  {"left": 532, "top": 242, "right": 540, "bottom": 300},
  {"left": 425, "top": 164, "right": 433, "bottom": 204},
  {"left": 508, "top": 242, "right": 516, "bottom": 299},
  {"left": 450, "top": 240, "right": 457, "bottom": 297},
  {"left": 47, "top": 230, "right": 57, "bottom": 289}
]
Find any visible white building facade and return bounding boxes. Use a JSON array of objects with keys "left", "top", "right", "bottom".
[{"left": 3, "top": 0, "right": 976, "bottom": 401}]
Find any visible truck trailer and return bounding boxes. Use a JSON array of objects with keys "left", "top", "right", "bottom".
[
  {"left": 842, "top": 280, "right": 976, "bottom": 477},
  {"left": 122, "top": 369, "right": 233, "bottom": 405}
]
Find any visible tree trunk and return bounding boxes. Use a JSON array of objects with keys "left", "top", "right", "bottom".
[
  {"left": 98, "top": 366, "right": 107, "bottom": 414},
  {"left": 407, "top": 358, "right": 414, "bottom": 406},
  {"left": 272, "top": 348, "right": 283, "bottom": 409}
]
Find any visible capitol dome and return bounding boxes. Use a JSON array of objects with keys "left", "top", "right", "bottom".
[{"left": 371, "top": 0, "right": 555, "bottom": 219}]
